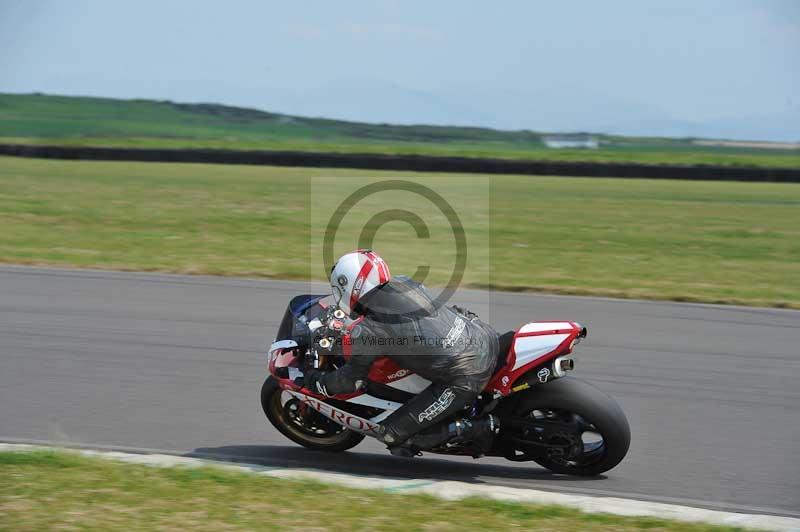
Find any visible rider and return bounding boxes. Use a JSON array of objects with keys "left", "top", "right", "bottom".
[{"left": 300, "top": 249, "right": 500, "bottom": 455}]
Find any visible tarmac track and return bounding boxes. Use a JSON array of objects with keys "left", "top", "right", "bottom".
[{"left": 0, "top": 266, "right": 798, "bottom": 516}]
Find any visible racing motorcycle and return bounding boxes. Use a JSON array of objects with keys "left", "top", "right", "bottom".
[{"left": 261, "top": 294, "right": 630, "bottom": 476}]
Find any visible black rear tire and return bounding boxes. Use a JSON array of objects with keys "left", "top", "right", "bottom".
[
  {"left": 502, "top": 377, "right": 630, "bottom": 476},
  {"left": 260, "top": 377, "right": 365, "bottom": 452}
]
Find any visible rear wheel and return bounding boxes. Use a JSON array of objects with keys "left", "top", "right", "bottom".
[
  {"left": 260, "top": 377, "right": 364, "bottom": 452},
  {"left": 499, "top": 377, "right": 630, "bottom": 476}
]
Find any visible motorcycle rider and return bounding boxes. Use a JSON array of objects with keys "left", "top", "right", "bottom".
[{"left": 299, "top": 249, "right": 500, "bottom": 455}]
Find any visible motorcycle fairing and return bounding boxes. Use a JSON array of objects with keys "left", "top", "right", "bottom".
[
  {"left": 268, "top": 298, "right": 584, "bottom": 436},
  {"left": 486, "top": 321, "right": 584, "bottom": 396},
  {"left": 286, "top": 390, "right": 384, "bottom": 435}
]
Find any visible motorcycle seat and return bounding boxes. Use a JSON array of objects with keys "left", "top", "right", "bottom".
[{"left": 493, "top": 330, "right": 515, "bottom": 375}]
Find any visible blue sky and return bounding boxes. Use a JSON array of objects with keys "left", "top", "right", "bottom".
[{"left": 1, "top": 0, "right": 798, "bottom": 140}]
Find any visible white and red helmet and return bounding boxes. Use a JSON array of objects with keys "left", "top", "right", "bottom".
[{"left": 330, "top": 249, "right": 391, "bottom": 316}]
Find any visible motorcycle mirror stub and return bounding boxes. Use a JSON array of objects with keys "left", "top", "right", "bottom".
[
  {"left": 268, "top": 339, "right": 298, "bottom": 359},
  {"left": 267, "top": 339, "right": 301, "bottom": 378}
]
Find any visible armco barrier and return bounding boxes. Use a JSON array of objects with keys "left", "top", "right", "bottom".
[{"left": 1, "top": 144, "right": 798, "bottom": 182}]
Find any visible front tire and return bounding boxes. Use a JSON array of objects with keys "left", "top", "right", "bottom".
[
  {"left": 260, "top": 377, "right": 364, "bottom": 452},
  {"left": 500, "top": 377, "right": 630, "bottom": 476}
]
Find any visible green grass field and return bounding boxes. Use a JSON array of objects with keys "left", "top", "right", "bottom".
[
  {"left": 1, "top": 155, "right": 798, "bottom": 308},
  {"left": 0, "top": 450, "right": 740, "bottom": 531},
  {"left": 2, "top": 93, "right": 799, "bottom": 168}
]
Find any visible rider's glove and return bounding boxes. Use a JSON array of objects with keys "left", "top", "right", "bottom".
[{"left": 300, "top": 369, "right": 334, "bottom": 398}]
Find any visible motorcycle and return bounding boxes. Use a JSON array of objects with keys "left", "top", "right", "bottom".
[{"left": 261, "top": 294, "right": 630, "bottom": 476}]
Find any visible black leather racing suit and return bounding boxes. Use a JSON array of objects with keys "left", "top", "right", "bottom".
[{"left": 314, "top": 276, "right": 499, "bottom": 446}]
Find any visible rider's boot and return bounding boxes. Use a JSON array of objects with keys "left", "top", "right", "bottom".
[
  {"left": 376, "top": 425, "right": 419, "bottom": 457},
  {"left": 386, "top": 415, "right": 499, "bottom": 457},
  {"left": 467, "top": 414, "right": 500, "bottom": 457}
]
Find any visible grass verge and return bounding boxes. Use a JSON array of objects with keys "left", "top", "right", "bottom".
[
  {"left": 0, "top": 450, "right": 741, "bottom": 531},
  {"left": 0, "top": 156, "right": 798, "bottom": 308}
]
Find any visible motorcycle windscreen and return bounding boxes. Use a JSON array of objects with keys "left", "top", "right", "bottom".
[{"left": 276, "top": 294, "right": 328, "bottom": 340}]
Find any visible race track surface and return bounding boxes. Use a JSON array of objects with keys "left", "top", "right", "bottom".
[{"left": 1, "top": 266, "right": 798, "bottom": 516}]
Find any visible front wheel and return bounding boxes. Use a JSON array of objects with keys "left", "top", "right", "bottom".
[
  {"left": 498, "top": 377, "right": 630, "bottom": 476},
  {"left": 261, "top": 377, "right": 364, "bottom": 452}
]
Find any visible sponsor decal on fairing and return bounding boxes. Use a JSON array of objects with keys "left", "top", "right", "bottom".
[
  {"left": 537, "top": 367, "right": 551, "bottom": 383},
  {"left": 387, "top": 368, "right": 411, "bottom": 380},
  {"left": 290, "top": 391, "right": 381, "bottom": 435}
]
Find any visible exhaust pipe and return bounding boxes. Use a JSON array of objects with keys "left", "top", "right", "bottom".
[
  {"left": 512, "top": 356, "right": 577, "bottom": 392},
  {"left": 552, "top": 356, "right": 575, "bottom": 378}
]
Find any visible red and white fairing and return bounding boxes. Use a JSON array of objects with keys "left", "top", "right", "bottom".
[
  {"left": 486, "top": 321, "right": 585, "bottom": 396},
  {"left": 268, "top": 320, "right": 585, "bottom": 436}
]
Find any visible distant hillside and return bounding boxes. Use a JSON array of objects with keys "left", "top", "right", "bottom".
[
  {"left": 0, "top": 92, "right": 542, "bottom": 144},
  {"left": 0, "top": 93, "right": 798, "bottom": 168}
]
